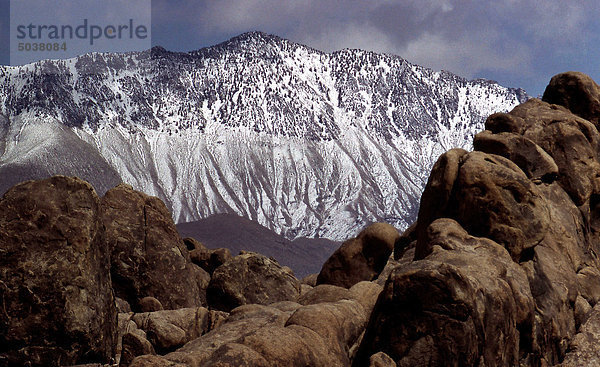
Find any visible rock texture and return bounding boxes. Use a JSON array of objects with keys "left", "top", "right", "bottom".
[
  {"left": 5, "top": 72, "right": 600, "bottom": 367},
  {"left": 185, "top": 237, "right": 233, "bottom": 275},
  {"left": 317, "top": 223, "right": 399, "bottom": 288},
  {"left": 131, "top": 307, "right": 227, "bottom": 354},
  {"left": 102, "top": 183, "right": 208, "bottom": 311},
  {"left": 356, "top": 72, "right": 600, "bottom": 366},
  {"left": 206, "top": 252, "right": 301, "bottom": 312},
  {"left": 0, "top": 176, "right": 116, "bottom": 366},
  {"left": 560, "top": 304, "right": 600, "bottom": 366},
  {"left": 131, "top": 281, "right": 382, "bottom": 367},
  {"left": 0, "top": 32, "right": 527, "bottom": 241}
]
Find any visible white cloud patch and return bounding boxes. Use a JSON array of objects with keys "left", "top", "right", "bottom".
[{"left": 398, "top": 32, "right": 533, "bottom": 78}]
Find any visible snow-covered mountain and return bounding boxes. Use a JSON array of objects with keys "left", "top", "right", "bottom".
[{"left": 0, "top": 31, "right": 528, "bottom": 240}]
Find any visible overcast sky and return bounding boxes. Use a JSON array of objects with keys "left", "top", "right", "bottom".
[{"left": 2, "top": 0, "right": 600, "bottom": 96}]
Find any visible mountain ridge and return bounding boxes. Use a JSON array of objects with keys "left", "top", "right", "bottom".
[{"left": 0, "top": 31, "right": 528, "bottom": 240}]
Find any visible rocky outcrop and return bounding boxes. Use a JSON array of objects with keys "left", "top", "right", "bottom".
[
  {"left": 206, "top": 252, "right": 301, "bottom": 312},
  {"left": 542, "top": 71, "right": 600, "bottom": 126},
  {"left": 356, "top": 219, "right": 534, "bottom": 366},
  {"left": 560, "top": 304, "right": 600, "bottom": 366},
  {"left": 130, "top": 281, "right": 382, "bottom": 367},
  {"left": 5, "top": 72, "right": 600, "bottom": 367},
  {"left": 356, "top": 72, "right": 600, "bottom": 366},
  {"left": 185, "top": 237, "right": 232, "bottom": 275},
  {"left": 131, "top": 307, "right": 227, "bottom": 354},
  {"left": 0, "top": 176, "right": 116, "bottom": 366},
  {"left": 102, "top": 184, "right": 208, "bottom": 311},
  {"left": 317, "top": 223, "right": 399, "bottom": 288}
]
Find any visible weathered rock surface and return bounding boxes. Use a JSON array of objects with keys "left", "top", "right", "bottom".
[
  {"left": 102, "top": 183, "right": 207, "bottom": 311},
  {"left": 542, "top": 71, "right": 600, "bottom": 126},
  {"left": 131, "top": 307, "right": 226, "bottom": 354},
  {"left": 131, "top": 281, "right": 382, "bottom": 367},
  {"left": 206, "top": 252, "right": 301, "bottom": 312},
  {"left": 185, "top": 237, "right": 233, "bottom": 275},
  {"left": 121, "top": 332, "right": 155, "bottom": 367},
  {"left": 357, "top": 73, "right": 600, "bottom": 367},
  {"left": 560, "top": 304, "right": 600, "bottom": 366},
  {"left": 317, "top": 223, "right": 399, "bottom": 288},
  {"left": 369, "top": 352, "right": 397, "bottom": 367},
  {"left": 356, "top": 219, "right": 534, "bottom": 366},
  {"left": 0, "top": 176, "right": 116, "bottom": 366}
]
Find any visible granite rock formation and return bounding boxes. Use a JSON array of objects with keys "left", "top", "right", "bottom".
[
  {"left": 102, "top": 184, "right": 208, "bottom": 311},
  {"left": 316, "top": 223, "right": 399, "bottom": 288},
  {"left": 3, "top": 72, "right": 600, "bottom": 367},
  {"left": 355, "top": 72, "right": 600, "bottom": 366},
  {"left": 206, "top": 252, "right": 301, "bottom": 312},
  {"left": 0, "top": 176, "right": 116, "bottom": 366}
]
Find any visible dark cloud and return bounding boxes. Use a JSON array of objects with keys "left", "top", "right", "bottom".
[{"left": 149, "top": 1, "right": 600, "bottom": 95}]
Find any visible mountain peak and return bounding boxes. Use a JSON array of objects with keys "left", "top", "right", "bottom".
[{"left": 0, "top": 32, "right": 527, "bottom": 240}]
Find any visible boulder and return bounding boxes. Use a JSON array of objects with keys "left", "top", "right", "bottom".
[
  {"left": 0, "top": 176, "right": 116, "bottom": 366},
  {"left": 473, "top": 130, "right": 558, "bottom": 182},
  {"left": 101, "top": 183, "right": 207, "bottom": 311},
  {"left": 301, "top": 273, "right": 318, "bottom": 287},
  {"left": 542, "top": 71, "right": 600, "bottom": 126},
  {"left": 139, "top": 297, "right": 164, "bottom": 312},
  {"left": 413, "top": 148, "right": 467, "bottom": 259},
  {"left": 451, "top": 151, "right": 550, "bottom": 261},
  {"left": 121, "top": 332, "right": 155, "bottom": 367},
  {"left": 131, "top": 282, "right": 381, "bottom": 367},
  {"left": 116, "top": 297, "right": 132, "bottom": 313},
  {"left": 131, "top": 307, "right": 225, "bottom": 354},
  {"left": 502, "top": 99, "right": 600, "bottom": 206},
  {"left": 297, "top": 284, "right": 351, "bottom": 306},
  {"left": 186, "top": 237, "right": 233, "bottom": 274},
  {"left": 206, "top": 252, "right": 301, "bottom": 312},
  {"left": 415, "top": 149, "right": 551, "bottom": 261},
  {"left": 317, "top": 223, "right": 399, "bottom": 288},
  {"left": 369, "top": 352, "right": 397, "bottom": 367},
  {"left": 561, "top": 304, "right": 600, "bottom": 367},
  {"left": 355, "top": 219, "right": 534, "bottom": 367}
]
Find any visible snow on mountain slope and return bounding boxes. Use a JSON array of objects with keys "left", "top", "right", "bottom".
[{"left": 0, "top": 32, "right": 528, "bottom": 240}]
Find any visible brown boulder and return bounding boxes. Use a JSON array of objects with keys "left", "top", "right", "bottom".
[
  {"left": 369, "top": 352, "right": 397, "bottom": 367},
  {"left": 131, "top": 307, "right": 225, "bottom": 354},
  {"left": 473, "top": 130, "right": 558, "bottom": 182},
  {"left": 542, "top": 71, "right": 600, "bottom": 126},
  {"left": 0, "top": 176, "right": 117, "bottom": 366},
  {"left": 206, "top": 252, "right": 301, "bottom": 312},
  {"left": 185, "top": 237, "right": 233, "bottom": 274},
  {"left": 560, "top": 304, "right": 600, "bottom": 367},
  {"left": 415, "top": 150, "right": 551, "bottom": 261},
  {"left": 121, "top": 332, "right": 155, "bottom": 367},
  {"left": 452, "top": 151, "right": 550, "bottom": 261},
  {"left": 355, "top": 219, "right": 534, "bottom": 367},
  {"left": 413, "top": 148, "right": 467, "bottom": 259},
  {"left": 297, "top": 284, "right": 351, "bottom": 306},
  {"left": 504, "top": 99, "right": 600, "bottom": 206},
  {"left": 101, "top": 183, "right": 207, "bottom": 311},
  {"left": 116, "top": 297, "right": 132, "bottom": 313},
  {"left": 139, "top": 297, "right": 164, "bottom": 312},
  {"left": 301, "top": 273, "right": 318, "bottom": 287},
  {"left": 317, "top": 223, "right": 399, "bottom": 288}
]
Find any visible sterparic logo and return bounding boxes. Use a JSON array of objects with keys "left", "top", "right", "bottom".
[{"left": 16, "top": 19, "right": 148, "bottom": 45}]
